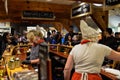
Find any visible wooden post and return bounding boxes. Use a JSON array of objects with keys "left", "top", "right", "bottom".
[{"left": 47, "top": 59, "right": 52, "bottom": 80}]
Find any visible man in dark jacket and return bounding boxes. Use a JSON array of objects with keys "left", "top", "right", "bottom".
[{"left": 99, "top": 28, "right": 119, "bottom": 66}]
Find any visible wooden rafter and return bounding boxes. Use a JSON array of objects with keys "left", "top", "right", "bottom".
[{"left": 5, "top": 0, "right": 8, "bottom": 14}]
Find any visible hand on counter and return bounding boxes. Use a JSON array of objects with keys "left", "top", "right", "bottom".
[{"left": 22, "top": 60, "right": 31, "bottom": 65}]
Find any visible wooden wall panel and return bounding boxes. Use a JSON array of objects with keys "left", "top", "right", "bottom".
[{"left": 8, "top": 1, "right": 71, "bottom": 13}]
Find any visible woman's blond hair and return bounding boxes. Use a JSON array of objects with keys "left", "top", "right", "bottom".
[{"left": 27, "top": 30, "right": 43, "bottom": 40}]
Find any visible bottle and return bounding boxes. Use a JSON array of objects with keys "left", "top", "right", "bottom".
[
  {"left": 17, "top": 49, "right": 21, "bottom": 55},
  {"left": 16, "top": 48, "right": 21, "bottom": 59}
]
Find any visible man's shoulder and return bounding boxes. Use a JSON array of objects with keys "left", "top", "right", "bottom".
[{"left": 39, "top": 42, "right": 48, "bottom": 46}]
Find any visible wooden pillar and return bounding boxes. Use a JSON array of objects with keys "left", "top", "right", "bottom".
[{"left": 91, "top": 7, "right": 108, "bottom": 31}]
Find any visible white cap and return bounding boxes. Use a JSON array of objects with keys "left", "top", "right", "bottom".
[{"left": 80, "top": 20, "right": 99, "bottom": 41}]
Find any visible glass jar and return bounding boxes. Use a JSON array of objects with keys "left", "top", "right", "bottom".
[
  {"left": 8, "top": 59, "right": 15, "bottom": 70},
  {"left": 15, "top": 58, "right": 20, "bottom": 68}
]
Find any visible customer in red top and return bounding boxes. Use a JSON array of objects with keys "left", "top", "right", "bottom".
[{"left": 64, "top": 20, "right": 120, "bottom": 80}]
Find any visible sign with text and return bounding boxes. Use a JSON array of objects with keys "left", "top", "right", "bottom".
[
  {"left": 105, "top": 0, "right": 120, "bottom": 6},
  {"left": 103, "top": 0, "right": 120, "bottom": 11},
  {"left": 22, "top": 11, "right": 55, "bottom": 20},
  {"left": 71, "top": 3, "right": 92, "bottom": 19}
]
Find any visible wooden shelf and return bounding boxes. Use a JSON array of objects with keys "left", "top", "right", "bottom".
[
  {"left": 49, "top": 50, "right": 68, "bottom": 58},
  {"left": 48, "top": 44, "right": 72, "bottom": 58}
]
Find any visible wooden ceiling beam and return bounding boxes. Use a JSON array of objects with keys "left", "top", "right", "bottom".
[
  {"left": 0, "top": 0, "right": 105, "bottom": 23},
  {"left": 8, "top": 1, "right": 72, "bottom": 13},
  {"left": 0, "top": 0, "right": 72, "bottom": 21}
]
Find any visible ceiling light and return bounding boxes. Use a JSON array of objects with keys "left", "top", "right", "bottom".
[
  {"left": 93, "top": 3, "right": 103, "bottom": 7},
  {"left": 46, "top": 0, "right": 52, "bottom": 2}
]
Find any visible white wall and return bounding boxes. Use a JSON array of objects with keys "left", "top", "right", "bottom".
[{"left": 109, "top": 10, "right": 120, "bottom": 32}]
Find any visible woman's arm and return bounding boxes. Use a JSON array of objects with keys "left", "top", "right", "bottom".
[
  {"left": 30, "top": 58, "right": 40, "bottom": 64},
  {"left": 64, "top": 55, "right": 73, "bottom": 80},
  {"left": 107, "top": 50, "right": 120, "bottom": 61}
]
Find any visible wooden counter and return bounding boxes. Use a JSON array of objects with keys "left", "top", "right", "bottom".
[
  {"left": 48, "top": 44, "right": 72, "bottom": 58},
  {"left": 101, "top": 69, "right": 119, "bottom": 80},
  {"left": 6, "top": 65, "right": 29, "bottom": 80},
  {"left": 49, "top": 50, "right": 68, "bottom": 58},
  {"left": 3, "top": 44, "right": 119, "bottom": 80},
  {"left": 2, "top": 45, "right": 33, "bottom": 80}
]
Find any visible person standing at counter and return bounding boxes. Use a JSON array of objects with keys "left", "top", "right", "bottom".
[
  {"left": 0, "top": 32, "right": 11, "bottom": 59},
  {"left": 22, "top": 30, "right": 45, "bottom": 69},
  {"left": 64, "top": 20, "right": 120, "bottom": 80}
]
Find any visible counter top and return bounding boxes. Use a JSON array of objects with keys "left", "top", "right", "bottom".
[
  {"left": 101, "top": 69, "right": 118, "bottom": 80},
  {"left": 6, "top": 65, "right": 29, "bottom": 80}
]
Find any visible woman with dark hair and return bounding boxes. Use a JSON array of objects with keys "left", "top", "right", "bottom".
[
  {"left": 64, "top": 35, "right": 72, "bottom": 46},
  {"left": 0, "top": 32, "right": 11, "bottom": 59}
]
